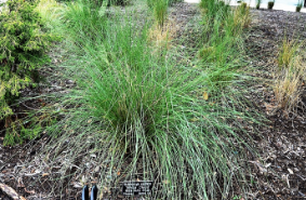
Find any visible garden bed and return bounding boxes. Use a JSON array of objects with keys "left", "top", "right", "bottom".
[{"left": 1, "top": 2, "right": 306, "bottom": 200}]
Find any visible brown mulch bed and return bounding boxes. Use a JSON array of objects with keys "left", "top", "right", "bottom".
[
  {"left": 1, "top": 2, "right": 306, "bottom": 200},
  {"left": 244, "top": 8, "right": 306, "bottom": 200}
]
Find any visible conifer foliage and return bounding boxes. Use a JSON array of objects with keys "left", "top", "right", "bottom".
[{"left": 0, "top": 0, "right": 56, "bottom": 119}]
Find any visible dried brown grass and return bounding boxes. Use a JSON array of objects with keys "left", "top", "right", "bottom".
[
  {"left": 277, "top": 38, "right": 300, "bottom": 69},
  {"left": 148, "top": 19, "right": 177, "bottom": 49},
  {"left": 273, "top": 54, "right": 306, "bottom": 112},
  {"left": 233, "top": 3, "right": 251, "bottom": 30}
]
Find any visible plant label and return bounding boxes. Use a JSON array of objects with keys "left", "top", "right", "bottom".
[{"left": 120, "top": 181, "right": 153, "bottom": 196}]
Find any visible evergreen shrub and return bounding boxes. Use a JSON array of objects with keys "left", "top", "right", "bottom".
[{"left": 0, "top": 0, "right": 57, "bottom": 141}]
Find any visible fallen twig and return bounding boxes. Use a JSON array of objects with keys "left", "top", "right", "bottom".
[{"left": 0, "top": 183, "right": 27, "bottom": 200}]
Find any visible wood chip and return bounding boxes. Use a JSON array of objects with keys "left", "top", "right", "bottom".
[
  {"left": 42, "top": 173, "right": 50, "bottom": 177},
  {"left": 24, "top": 188, "right": 35, "bottom": 194},
  {"left": 0, "top": 183, "right": 27, "bottom": 200}
]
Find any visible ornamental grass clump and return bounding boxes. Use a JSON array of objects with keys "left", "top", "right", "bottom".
[
  {"left": 273, "top": 63, "right": 304, "bottom": 112},
  {"left": 148, "top": 0, "right": 181, "bottom": 7},
  {"left": 277, "top": 37, "right": 300, "bottom": 69},
  {"left": 35, "top": 0, "right": 64, "bottom": 31},
  {"left": 199, "top": 0, "right": 250, "bottom": 89},
  {"left": 33, "top": 0, "right": 262, "bottom": 198},
  {"left": 296, "top": 0, "right": 303, "bottom": 12},
  {"left": 199, "top": 0, "right": 248, "bottom": 41},
  {"left": 233, "top": 2, "right": 251, "bottom": 31},
  {"left": 152, "top": 0, "right": 168, "bottom": 28},
  {"left": 55, "top": 0, "right": 129, "bottom": 6},
  {"left": 148, "top": 20, "right": 176, "bottom": 49},
  {"left": 256, "top": 0, "right": 262, "bottom": 9},
  {"left": 199, "top": 0, "right": 231, "bottom": 21},
  {"left": 273, "top": 38, "right": 305, "bottom": 112},
  {"left": 268, "top": 0, "right": 275, "bottom": 9},
  {"left": 0, "top": 0, "right": 57, "bottom": 145},
  {"left": 197, "top": 1, "right": 262, "bottom": 196},
  {"left": 59, "top": 0, "right": 107, "bottom": 40}
]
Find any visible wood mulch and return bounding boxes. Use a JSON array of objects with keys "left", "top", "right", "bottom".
[
  {"left": 1, "top": 2, "right": 306, "bottom": 200},
  {"left": 244, "top": 8, "right": 306, "bottom": 200}
]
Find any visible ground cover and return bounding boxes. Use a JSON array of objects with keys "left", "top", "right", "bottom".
[
  {"left": 0, "top": 0, "right": 306, "bottom": 200},
  {"left": 243, "top": 9, "right": 306, "bottom": 199}
]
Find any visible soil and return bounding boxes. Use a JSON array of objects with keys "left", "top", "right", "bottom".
[{"left": 1, "top": 2, "right": 306, "bottom": 200}]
